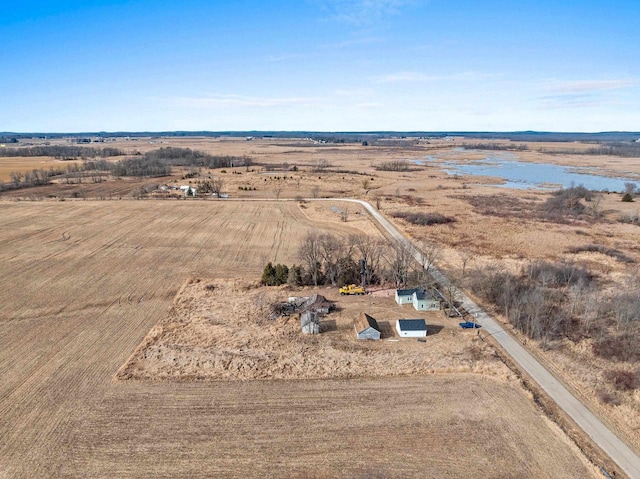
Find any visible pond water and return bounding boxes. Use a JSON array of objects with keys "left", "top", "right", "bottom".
[{"left": 418, "top": 153, "right": 638, "bottom": 191}]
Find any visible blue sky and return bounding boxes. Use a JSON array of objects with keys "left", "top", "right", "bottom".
[{"left": 2, "top": 0, "right": 638, "bottom": 132}]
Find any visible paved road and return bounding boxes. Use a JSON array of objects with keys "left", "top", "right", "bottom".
[{"left": 326, "top": 198, "right": 640, "bottom": 478}]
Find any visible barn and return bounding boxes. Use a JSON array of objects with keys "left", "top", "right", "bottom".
[
  {"left": 412, "top": 289, "right": 440, "bottom": 311},
  {"left": 396, "top": 319, "right": 427, "bottom": 338},
  {"left": 354, "top": 313, "right": 381, "bottom": 340}
]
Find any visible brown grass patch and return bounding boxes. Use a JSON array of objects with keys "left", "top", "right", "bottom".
[{"left": 118, "top": 279, "right": 505, "bottom": 381}]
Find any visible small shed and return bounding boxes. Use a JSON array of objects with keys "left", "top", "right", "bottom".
[
  {"left": 354, "top": 313, "right": 381, "bottom": 340},
  {"left": 395, "top": 288, "right": 421, "bottom": 305},
  {"left": 396, "top": 319, "right": 427, "bottom": 338},
  {"left": 301, "top": 311, "right": 320, "bottom": 334},
  {"left": 412, "top": 289, "right": 440, "bottom": 311}
]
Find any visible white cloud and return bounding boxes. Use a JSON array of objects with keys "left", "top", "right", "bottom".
[
  {"left": 535, "top": 78, "right": 636, "bottom": 110},
  {"left": 263, "top": 53, "right": 313, "bottom": 63},
  {"left": 170, "top": 94, "right": 318, "bottom": 109},
  {"left": 542, "top": 79, "right": 636, "bottom": 93},
  {"left": 317, "top": 0, "right": 419, "bottom": 25},
  {"left": 354, "top": 102, "right": 383, "bottom": 108},
  {"left": 334, "top": 87, "right": 376, "bottom": 96},
  {"left": 372, "top": 71, "right": 488, "bottom": 83}
]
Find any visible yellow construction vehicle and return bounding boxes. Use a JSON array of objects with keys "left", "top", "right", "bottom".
[{"left": 339, "top": 284, "right": 365, "bottom": 295}]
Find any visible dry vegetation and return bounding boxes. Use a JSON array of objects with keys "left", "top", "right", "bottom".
[
  {"left": 0, "top": 197, "right": 598, "bottom": 478},
  {"left": 5, "top": 135, "right": 640, "bottom": 476},
  {"left": 118, "top": 279, "right": 502, "bottom": 381}
]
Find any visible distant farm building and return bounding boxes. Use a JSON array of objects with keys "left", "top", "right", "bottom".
[
  {"left": 179, "top": 185, "right": 197, "bottom": 197},
  {"left": 301, "top": 311, "right": 320, "bottom": 334},
  {"left": 395, "top": 288, "right": 440, "bottom": 311},
  {"left": 354, "top": 313, "right": 381, "bottom": 340},
  {"left": 396, "top": 319, "right": 427, "bottom": 338}
]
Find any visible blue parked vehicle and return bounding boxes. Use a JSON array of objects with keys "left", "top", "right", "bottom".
[{"left": 459, "top": 321, "right": 482, "bottom": 329}]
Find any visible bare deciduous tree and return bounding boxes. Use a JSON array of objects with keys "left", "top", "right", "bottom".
[
  {"left": 298, "top": 232, "right": 323, "bottom": 286},
  {"left": 211, "top": 177, "right": 225, "bottom": 196},
  {"left": 460, "top": 249, "right": 475, "bottom": 279},
  {"left": 418, "top": 240, "right": 441, "bottom": 280},
  {"left": 351, "top": 234, "right": 384, "bottom": 287},
  {"left": 385, "top": 241, "right": 413, "bottom": 288},
  {"left": 318, "top": 234, "right": 351, "bottom": 286},
  {"left": 311, "top": 185, "right": 320, "bottom": 198}
]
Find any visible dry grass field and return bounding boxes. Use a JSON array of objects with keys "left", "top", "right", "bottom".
[
  {"left": 0, "top": 156, "right": 85, "bottom": 182},
  {"left": 0, "top": 199, "right": 597, "bottom": 478},
  {"left": 117, "top": 279, "right": 504, "bottom": 381}
]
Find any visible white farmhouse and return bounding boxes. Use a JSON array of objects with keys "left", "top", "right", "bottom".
[
  {"left": 395, "top": 288, "right": 420, "bottom": 305},
  {"left": 396, "top": 288, "right": 440, "bottom": 312},
  {"left": 412, "top": 289, "right": 440, "bottom": 311}
]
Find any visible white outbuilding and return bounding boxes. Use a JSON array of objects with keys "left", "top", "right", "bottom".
[
  {"left": 180, "top": 185, "right": 197, "bottom": 197},
  {"left": 396, "top": 319, "right": 427, "bottom": 338}
]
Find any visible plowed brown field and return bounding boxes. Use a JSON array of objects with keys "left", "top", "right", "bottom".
[{"left": 0, "top": 200, "right": 596, "bottom": 478}]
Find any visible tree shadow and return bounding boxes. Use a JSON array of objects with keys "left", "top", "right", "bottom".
[{"left": 377, "top": 320, "right": 395, "bottom": 339}]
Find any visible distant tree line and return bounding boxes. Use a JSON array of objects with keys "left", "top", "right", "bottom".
[
  {"left": 461, "top": 142, "right": 529, "bottom": 151},
  {"left": 0, "top": 147, "right": 253, "bottom": 192},
  {"left": 0, "top": 145, "right": 125, "bottom": 159},
  {"left": 101, "top": 148, "right": 251, "bottom": 178},
  {"left": 540, "top": 142, "right": 640, "bottom": 158}
]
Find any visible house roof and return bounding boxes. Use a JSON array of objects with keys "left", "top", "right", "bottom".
[
  {"left": 413, "top": 289, "right": 438, "bottom": 301},
  {"left": 396, "top": 288, "right": 423, "bottom": 297},
  {"left": 397, "top": 319, "right": 427, "bottom": 331},
  {"left": 354, "top": 312, "right": 380, "bottom": 333}
]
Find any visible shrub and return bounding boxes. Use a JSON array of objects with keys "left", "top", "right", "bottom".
[
  {"left": 604, "top": 369, "right": 640, "bottom": 391},
  {"left": 566, "top": 244, "right": 634, "bottom": 263},
  {"left": 597, "top": 390, "right": 621, "bottom": 406},
  {"left": 375, "top": 160, "right": 412, "bottom": 172},
  {"left": 261, "top": 262, "right": 289, "bottom": 286},
  {"left": 622, "top": 192, "right": 634, "bottom": 202},
  {"left": 391, "top": 211, "right": 455, "bottom": 226},
  {"left": 525, "top": 260, "right": 593, "bottom": 287},
  {"left": 592, "top": 335, "right": 640, "bottom": 362},
  {"left": 619, "top": 212, "right": 640, "bottom": 226}
]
